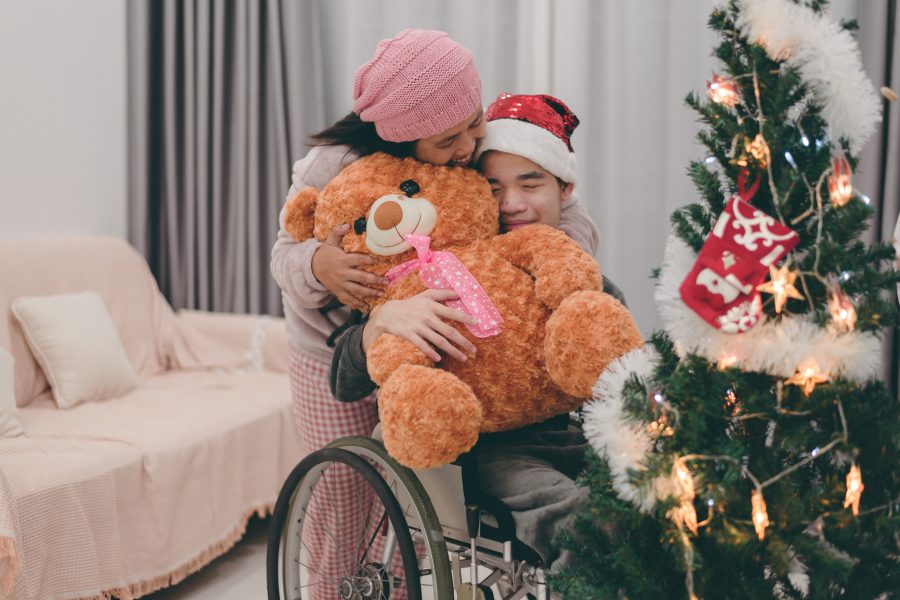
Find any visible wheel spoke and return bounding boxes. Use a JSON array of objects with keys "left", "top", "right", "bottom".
[
  {"left": 359, "top": 509, "right": 388, "bottom": 566},
  {"left": 353, "top": 489, "right": 374, "bottom": 569}
]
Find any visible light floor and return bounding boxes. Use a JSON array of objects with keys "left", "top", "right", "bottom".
[
  {"left": 143, "top": 518, "right": 507, "bottom": 600},
  {"left": 145, "top": 516, "right": 270, "bottom": 600},
  {"left": 142, "top": 516, "right": 442, "bottom": 600}
]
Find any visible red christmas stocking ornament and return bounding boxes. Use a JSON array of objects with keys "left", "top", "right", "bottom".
[{"left": 679, "top": 172, "right": 800, "bottom": 333}]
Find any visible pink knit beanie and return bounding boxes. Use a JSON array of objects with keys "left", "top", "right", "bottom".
[{"left": 353, "top": 29, "right": 482, "bottom": 143}]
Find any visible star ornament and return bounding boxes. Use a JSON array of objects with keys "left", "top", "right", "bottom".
[
  {"left": 756, "top": 264, "right": 804, "bottom": 313},
  {"left": 786, "top": 361, "right": 829, "bottom": 396}
]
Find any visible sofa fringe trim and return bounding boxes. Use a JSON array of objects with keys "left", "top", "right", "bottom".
[{"left": 72, "top": 502, "right": 274, "bottom": 600}]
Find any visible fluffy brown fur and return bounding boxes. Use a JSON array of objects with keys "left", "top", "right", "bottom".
[{"left": 285, "top": 153, "right": 643, "bottom": 468}]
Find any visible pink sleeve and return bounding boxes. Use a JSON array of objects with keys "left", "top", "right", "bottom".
[
  {"left": 269, "top": 145, "right": 359, "bottom": 309},
  {"left": 558, "top": 191, "right": 600, "bottom": 256}
]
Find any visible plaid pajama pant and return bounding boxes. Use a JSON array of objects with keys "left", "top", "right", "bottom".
[{"left": 289, "top": 346, "right": 409, "bottom": 599}]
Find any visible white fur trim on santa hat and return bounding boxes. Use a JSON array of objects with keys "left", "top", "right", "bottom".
[{"left": 475, "top": 118, "right": 578, "bottom": 184}]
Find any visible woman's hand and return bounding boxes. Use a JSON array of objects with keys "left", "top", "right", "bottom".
[
  {"left": 312, "top": 224, "right": 388, "bottom": 311},
  {"left": 363, "top": 289, "right": 479, "bottom": 362}
]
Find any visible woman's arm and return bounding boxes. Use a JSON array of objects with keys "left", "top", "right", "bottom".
[{"left": 270, "top": 145, "right": 384, "bottom": 311}]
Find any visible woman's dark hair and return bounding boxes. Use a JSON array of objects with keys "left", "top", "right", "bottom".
[{"left": 310, "top": 112, "right": 415, "bottom": 158}]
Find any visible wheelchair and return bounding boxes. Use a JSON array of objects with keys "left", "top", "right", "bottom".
[{"left": 266, "top": 427, "right": 552, "bottom": 600}]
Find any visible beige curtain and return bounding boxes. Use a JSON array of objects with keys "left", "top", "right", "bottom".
[
  {"left": 126, "top": 0, "right": 325, "bottom": 315},
  {"left": 857, "top": 0, "right": 899, "bottom": 394}
]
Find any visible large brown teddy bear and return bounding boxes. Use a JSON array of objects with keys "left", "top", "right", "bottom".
[{"left": 285, "top": 152, "right": 642, "bottom": 468}]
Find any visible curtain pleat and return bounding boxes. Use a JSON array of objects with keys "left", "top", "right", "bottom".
[
  {"left": 128, "top": 0, "right": 319, "bottom": 315},
  {"left": 858, "top": 0, "right": 899, "bottom": 393}
]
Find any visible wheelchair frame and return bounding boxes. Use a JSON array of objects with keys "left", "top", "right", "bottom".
[{"left": 267, "top": 435, "right": 551, "bottom": 600}]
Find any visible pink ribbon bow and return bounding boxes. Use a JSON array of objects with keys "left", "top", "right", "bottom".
[{"left": 384, "top": 235, "right": 503, "bottom": 338}]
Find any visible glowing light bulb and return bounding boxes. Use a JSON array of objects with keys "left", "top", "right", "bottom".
[
  {"left": 827, "top": 152, "right": 854, "bottom": 207},
  {"left": 784, "top": 151, "right": 798, "bottom": 170},
  {"left": 718, "top": 354, "right": 738, "bottom": 370},
  {"left": 707, "top": 74, "right": 741, "bottom": 106},
  {"left": 673, "top": 461, "right": 695, "bottom": 500},
  {"left": 844, "top": 465, "right": 864, "bottom": 516},
  {"left": 747, "top": 134, "right": 769, "bottom": 167},
  {"left": 751, "top": 489, "right": 769, "bottom": 541},
  {"left": 828, "top": 287, "right": 857, "bottom": 333}
]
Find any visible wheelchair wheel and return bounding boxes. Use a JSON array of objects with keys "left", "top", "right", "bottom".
[
  {"left": 267, "top": 447, "right": 421, "bottom": 600},
  {"left": 328, "top": 437, "right": 454, "bottom": 599}
]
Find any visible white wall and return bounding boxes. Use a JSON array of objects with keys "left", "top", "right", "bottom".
[{"left": 0, "top": 0, "right": 127, "bottom": 240}]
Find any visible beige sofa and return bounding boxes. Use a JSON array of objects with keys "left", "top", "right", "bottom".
[{"left": 0, "top": 237, "right": 303, "bottom": 599}]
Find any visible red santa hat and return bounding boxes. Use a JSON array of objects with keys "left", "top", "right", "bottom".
[{"left": 474, "top": 93, "right": 580, "bottom": 184}]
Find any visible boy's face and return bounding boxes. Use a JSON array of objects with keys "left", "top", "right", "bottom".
[{"left": 480, "top": 151, "right": 573, "bottom": 231}]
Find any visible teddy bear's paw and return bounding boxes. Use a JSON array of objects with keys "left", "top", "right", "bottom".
[
  {"left": 378, "top": 365, "right": 482, "bottom": 469},
  {"left": 533, "top": 257, "right": 602, "bottom": 309},
  {"left": 545, "top": 290, "right": 644, "bottom": 397},
  {"left": 367, "top": 334, "right": 434, "bottom": 385}
]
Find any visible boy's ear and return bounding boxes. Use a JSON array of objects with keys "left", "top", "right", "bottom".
[
  {"left": 284, "top": 187, "right": 318, "bottom": 241},
  {"left": 561, "top": 181, "right": 575, "bottom": 203}
]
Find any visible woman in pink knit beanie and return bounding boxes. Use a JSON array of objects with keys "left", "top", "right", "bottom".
[
  {"left": 313, "top": 28, "right": 485, "bottom": 165},
  {"left": 270, "top": 29, "right": 488, "bottom": 600}
]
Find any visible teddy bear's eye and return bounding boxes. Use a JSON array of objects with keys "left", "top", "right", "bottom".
[
  {"left": 353, "top": 216, "right": 367, "bottom": 235},
  {"left": 399, "top": 179, "right": 420, "bottom": 197}
]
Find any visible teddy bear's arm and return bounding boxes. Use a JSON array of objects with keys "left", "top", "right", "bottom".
[
  {"left": 491, "top": 224, "right": 602, "bottom": 309},
  {"left": 367, "top": 333, "right": 435, "bottom": 386}
]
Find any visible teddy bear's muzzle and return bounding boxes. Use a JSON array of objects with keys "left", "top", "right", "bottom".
[{"left": 365, "top": 193, "right": 438, "bottom": 256}]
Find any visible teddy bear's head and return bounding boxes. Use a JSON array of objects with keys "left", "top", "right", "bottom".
[{"left": 285, "top": 152, "right": 499, "bottom": 262}]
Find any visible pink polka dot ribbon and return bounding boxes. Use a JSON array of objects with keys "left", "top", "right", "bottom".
[{"left": 384, "top": 235, "right": 503, "bottom": 338}]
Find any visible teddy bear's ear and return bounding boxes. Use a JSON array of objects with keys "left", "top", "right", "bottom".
[{"left": 284, "top": 187, "right": 318, "bottom": 241}]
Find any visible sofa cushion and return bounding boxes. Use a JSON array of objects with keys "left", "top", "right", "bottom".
[
  {"left": 11, "top": 291, "right": 139, "bottom": 409},
  {"left": 8, "top": 369, "right": 301, "bottom": 599},
  {"left": 0, "top": 237, "right": 179, "bottom": 407}
]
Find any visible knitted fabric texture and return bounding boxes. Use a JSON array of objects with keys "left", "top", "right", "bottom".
[{"left": 353, "top": 29, "right": 482, "bottom": 142}]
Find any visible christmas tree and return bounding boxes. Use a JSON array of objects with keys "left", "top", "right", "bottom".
[{"left": 552, "top": 1, "right": 899, "bottom": 598}]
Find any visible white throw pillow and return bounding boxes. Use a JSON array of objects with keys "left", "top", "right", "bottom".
[
  {"left": 0, "top": 347, "right": 24, "bottom": 436},
  {"left": 11, "top": 291, "right": 138, "bottom": 409}
]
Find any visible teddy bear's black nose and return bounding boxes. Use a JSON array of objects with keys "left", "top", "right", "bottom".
[
  {"left": 399, "top": 179, "right": 420, "bottom": 197},
  {"left": 353, "top": 217, "right": 367, "bottom": 235}
]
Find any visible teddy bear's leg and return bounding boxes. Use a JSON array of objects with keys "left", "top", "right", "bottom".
[
  {"left": 544, "top": 290, "right": 643, "bottom": 397},
  {"left": 377, "top": 364, "right": 483, "bottom": 469}
]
